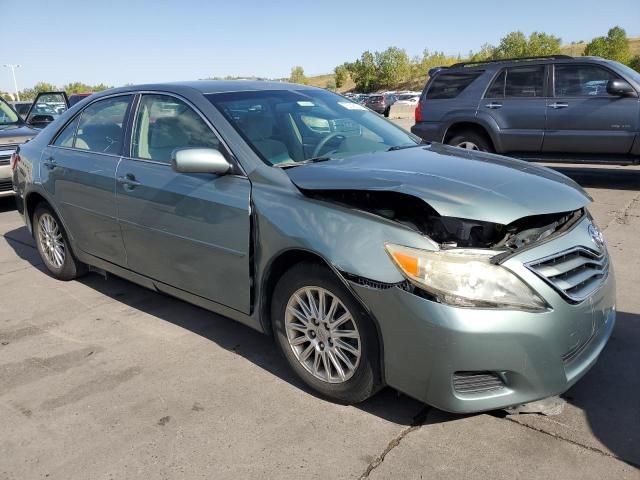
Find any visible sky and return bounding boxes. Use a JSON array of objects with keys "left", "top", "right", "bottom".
[{"left": 1, "top": 0, "right": 639, "bottom": 93}]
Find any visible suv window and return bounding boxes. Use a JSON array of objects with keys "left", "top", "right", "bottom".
[
  {"left": 487, "top": 66, "right": 545, "bottom": 98},
  {"left": 132, "top": 94, "right": 221, "bottom": 164},
  {"left": 426, "top": 73, "right": 480, "bottom": 99},
  {"left": 74, "top": 96, "right": 131, "bottom": 154},
  {"left": 505, "top": 66, "right": 544, "bottom": 97},
  {"left": 554, "top": 64, "right": 619, "bottom": 97}
]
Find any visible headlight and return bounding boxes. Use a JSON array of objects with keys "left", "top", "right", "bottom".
[{"left": 385, "top": 244, "right": 546, "bottom": 311}]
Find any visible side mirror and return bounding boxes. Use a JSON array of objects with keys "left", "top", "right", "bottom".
[
  {"left": 606, "top": 79, "right": 636, "bottom": 97},
  {"left": 171, "top": 148, "right": 231, "bottom": 175},
  {"left": 28, "top": 114, "right": 55, "bottom": 127}
]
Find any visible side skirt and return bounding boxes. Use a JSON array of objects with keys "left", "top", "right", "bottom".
[{"left": 74, "top": 249, "right": 265, "bottom": 334}]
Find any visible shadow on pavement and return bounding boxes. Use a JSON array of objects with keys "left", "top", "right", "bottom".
[
  {"left": 0, "top": 196, "right": 17, "bottom": 213},
  {"left": 549, "top": 165, "right": 640, "bottom": 191},
  {"left": 561, "top": 310, "right": 640, "bottom": 466},
  {"left": 3, "top": 225, "right": 428, "bottom": 426}
]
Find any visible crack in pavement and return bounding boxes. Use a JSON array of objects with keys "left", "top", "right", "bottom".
[
  {"left": 359, "top": 406, "right": 431, "bottom": 479},
  {"left": 602, "top": 191, "right": 640, "bottom": 231},
  {"left": 503, "top": 416, "right": 640, "bottom": 470}
]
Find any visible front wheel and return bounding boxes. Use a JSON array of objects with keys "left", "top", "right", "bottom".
[
  {"left": 272, "top": 262, "right": 381, "bottom": 404},
  {"left": 33, "top": 204, "right": 87, "bottom": 280}
]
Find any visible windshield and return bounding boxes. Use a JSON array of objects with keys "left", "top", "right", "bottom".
[
  {"left": 0, "top": 98, "right": 21, "bottom": 126},
  {"left": 206, "top": 89, "right": 419, "bottom": 166}
]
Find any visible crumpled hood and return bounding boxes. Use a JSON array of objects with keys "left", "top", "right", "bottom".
[
  {"left": 286, "top": 143, "right": 591, "bottom": 225},
  {"left": 0, "top": 124, "right": 39, "bottom": 146}
]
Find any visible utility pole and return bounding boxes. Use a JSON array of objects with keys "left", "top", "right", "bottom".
[{"left": 3, "top": 64, "right": 21, "bottom": 101}]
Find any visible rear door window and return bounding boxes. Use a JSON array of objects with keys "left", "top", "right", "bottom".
[
  {"left": 504, "top": 66, "right": 544, "bottom": 97},
  {"left": 75, "top": 96, "right": 132, "bottom": 154},
  {"left": 426, "top": 73, "right": 481, "bottom": 99},
  {"left": 53, "top": 116, "right": 81, "bottom": 148}
]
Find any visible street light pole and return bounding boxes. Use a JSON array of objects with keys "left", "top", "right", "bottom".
[{"left": 3, "top": 64, "right": 21, "bottom": 101}]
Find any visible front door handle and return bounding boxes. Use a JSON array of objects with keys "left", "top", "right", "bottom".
[
  {"left": 117, "top": 174, "right": 142, "bottom": 189},
  {"left": 485, "top": 102, "right": 502, "bottom": 109},
  {"left": 548, "top": 102, "right": 569, "bottom": 109},
  {"left": 42, "top": 156, "right": 57, "bottom": 169}
]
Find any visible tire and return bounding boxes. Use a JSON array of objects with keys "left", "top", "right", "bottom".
[
  {"left": 447, "top": 130, "right": 493, "bottom": 152},
  {"left": 271, "top": 262, "right": 381, "bottom": 404},
  {"left": 33, "top": 203, "right": 87, "bottom": 280},
  {"left": 383, "top": 106, "right": 390, "bottom": 117}
]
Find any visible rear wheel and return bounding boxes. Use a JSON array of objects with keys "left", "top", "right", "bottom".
[
  {"left": 383, "top": 106, "right": 391, "bottom": 117},
  {"left": 272, "top": 262, "right": 381, "bottom": 404},
  {"left": 33, "top": 204, "right": 87, "bottom": 280},
  {"left": 447, "top": 131, "right": 493, "bottom": 152}
]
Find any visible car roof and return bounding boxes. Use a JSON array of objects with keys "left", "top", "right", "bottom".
[
  {"left": 106, "top": 80, "right": 317, "bottom": 95},
  {"left": 441, "top": 55, "right": 611, "bottom": 73}
]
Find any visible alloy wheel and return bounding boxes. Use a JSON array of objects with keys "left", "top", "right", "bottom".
[
  {"left": 284, "top": 286, "right": 362, "bottom": 383},
  {"left": 38, "top": 213, "right": 65, "bottom": 269},
  {"left": 456, "top": 141, "right": 480, "bottom": 150}
]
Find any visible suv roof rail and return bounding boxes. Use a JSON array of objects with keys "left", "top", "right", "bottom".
[{"left": 448, "top": 55, "right": 574, "bottom": 69}]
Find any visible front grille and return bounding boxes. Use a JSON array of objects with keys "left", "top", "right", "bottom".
[
  {"left": 0, "top": 145, "right": 18, "bottom": 163},
  {"left": 0, "top": 179, "right": 13, "bottom": 192},
  {"left": 526, "top": 247, "right": 609, "bottom": 303},
  {"left": 453, "top": 371, "right": 505, "bottom": 394}
]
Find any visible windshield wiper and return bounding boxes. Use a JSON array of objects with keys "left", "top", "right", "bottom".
[
  {"left": 274, "top": 157, "right": 332, "bottom": 168},
  {"left": 387, "top": 142, "right": 428, "bottom": 151}
]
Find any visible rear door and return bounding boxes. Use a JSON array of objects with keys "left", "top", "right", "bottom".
[
  {"left": 42, "top": 94, "right": 132, "bottom": 265},
  {"left": 543, "top": 63, "right": 639, "bottom": 154},
  {"left": 115, "top": 93, "right": 252, "bottom": 313},
  {"left": 478, "top": 65, "right": 548, "bottom": 152}
]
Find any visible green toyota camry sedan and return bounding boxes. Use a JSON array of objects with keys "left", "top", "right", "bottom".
[{"left": 11, "top": 81, "right": 615, "bottom": 413}]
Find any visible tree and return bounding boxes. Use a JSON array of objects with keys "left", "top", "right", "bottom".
[
  {"left": 491, "top": 31, "right": 561, "bottom": 59},
  {"left": 349, "top": 51, "right": 378, "bottom": 92},
  {"left": 584, "top": 26, "right": 631, "bottom": 65},
  {"left": 375, "top": 46, "right": 411, "bottom": 88},
  {"left": 629, "top": 56, "right": 640, "bottom": 73},
  {"left": 334, "top": 64, "right": 349, "bottom": 88},
  {"left": 289, "top": 66, "right": 307, "bottom": 84}
]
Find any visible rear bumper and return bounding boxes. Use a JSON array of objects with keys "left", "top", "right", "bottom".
[{"left": 410, "top": 121, "right": 442, "bottom": 142}]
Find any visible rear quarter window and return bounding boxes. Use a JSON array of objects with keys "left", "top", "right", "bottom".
[{"left": 426, "top": 73, "right": 481, "bottom": 99}]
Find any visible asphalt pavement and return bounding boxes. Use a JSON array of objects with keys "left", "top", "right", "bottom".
[{"left": 0, "top": 163, "right": 639, "bottom": 479}]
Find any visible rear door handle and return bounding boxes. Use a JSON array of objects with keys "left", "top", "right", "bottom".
[
  {"left": 117, "top": 174, "right": 142, "bottom": 189},
  {"left": 42, "top": 156, "right": 57, "bottom": 169},
  {"left": 548, "top": 102, "right": 569, "bottom": 109},
  {"left": 485, "top": 102, "right": 502, "bottom": 109}
]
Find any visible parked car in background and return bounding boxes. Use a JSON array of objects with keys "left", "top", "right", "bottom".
[
  {"left": 364, "top": 93, "right": 397, "bottom": 117},
  {"left": 10, "top": 101, "right": 33, "bottom": 120},
  {"left": 69, "top": 92, "right": 93, "bottom": 106},
  {"left": 395, "top": 93, "right": 420, "bottom": 105},
  {"left": 12, "top": 81, "right": 614, "bottom": 413},
  {"left": 0, "top": 92, "right": 69, "bottom": 197},
  {"left": 411, "top": 55, "right": 640, "bottom": 164},
  {"left": 0, "top": 99, "right": 40, "bottom": 197}
]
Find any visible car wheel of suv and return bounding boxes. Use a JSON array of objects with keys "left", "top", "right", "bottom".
[
  {"left": 447, "top": 131, "right": 493, "bottom": 152},
  {"left": 383, "top": 106, "right": 391, "bottom": 117},
  {"left": 33, "top": 204, "right": 87, "bottom": 280},
  {"left": 272, "top": 262, "right": 381, "bottom": 404}
]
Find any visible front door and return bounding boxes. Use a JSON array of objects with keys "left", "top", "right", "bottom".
[
  {"left": 115, "top": 93, "right": 252, "bottom": 314},
  {"left": 478, "top": 65, "right": 548, "bottom": 153},
  {"left": 543, "top": 63, "right": 639, "bottom": 155},
  {"left": 41, "top": 94, "right": 132, "bottom": 265}
]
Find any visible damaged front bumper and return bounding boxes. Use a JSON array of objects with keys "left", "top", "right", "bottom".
[{"left": 346, "top": 216, "right": 616, "bottom": 413}]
